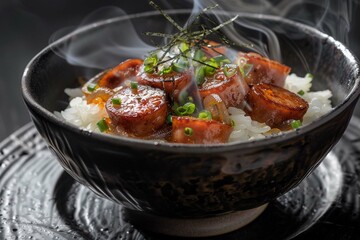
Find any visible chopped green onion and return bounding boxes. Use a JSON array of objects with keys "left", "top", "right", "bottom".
[
  {"left": 212, "top": 55, "right": 231, "bottom": 65},
  {"left": 179, "top": 42, "right": 189, "bottom": 53},
  {"left": 198, "top": 110, "right": 212, "bottom": 120},
  {"left": 297, "top": 90, "right": 305, "bottom": 96},
  {"left": 291, "top": 120, "right": 302, "bottom": 129},
  {"left": 231, "top": 119, "right": 235, "bottom": 127},
  {"left": 184, "top": 102, "right": 196, "bottom": 114},
  {"left": 144, "top": 54, "right": 158, "bottom": 66},
  {"left": 223, "top": 64, "right": 237, "bottom": 78},
  {"left": 305, "top": 73, "right": 314, "bottom": 79},
  {"left": 204, "top": 59, "right": 219, "bottom": 76},
  {"left": 144, "top": 54, "right": 158, "bottom": 73},
  {"left": 144, "top": 65, "right": 155, "bottom": 73},
  {"left": 172, "top": 63, "right": 186, "bottom": 72},
  {"left": 194, "top": 49, "right": 206, "bottom": 62},
  {"left": 111, "top": 98, "right": 122, "bottom": 105},
  {"left": 97, "top": 119, "right": 109, "bottom": 132},
  {"left": 87, "top": 83, "right": 97, "bottom": 92},
  {"left": 195, "top": 66, "right": 206, "bottom": 86},
  {"left": 172, "top": 58, "right": 188, "bottom": 73},
  {"left": 187, "top": 96, "right": 194, "bottom": 102},
  {"left": 159, "top": 65, "right": 173, "bottom": 75},
  {"left": 175, "top": 106, "right": 187, "bottom": 116},
  {"left": 130, "top": 81, "right": 138, "bottom": 90},
  {"left": 167, "top": 114, "right": 173, "bottom": 124},
  {"left": 175, "top": 102, "right": 196, "bottom": 116},
  {"left": 184, "top": 127, "right": 193, "bottom": 136}
]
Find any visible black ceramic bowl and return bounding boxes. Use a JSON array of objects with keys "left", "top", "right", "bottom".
[{"left": 21, "top": 10, "right": 360, "bottom": 236}]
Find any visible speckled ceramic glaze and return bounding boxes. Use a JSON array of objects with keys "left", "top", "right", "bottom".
[{"left": 21, "top": 10, "right": 360, "bottom": 221}]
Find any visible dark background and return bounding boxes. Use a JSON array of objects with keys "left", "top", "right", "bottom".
[{"left": 1, "top": 0, "right": 360, "bottom": 141}]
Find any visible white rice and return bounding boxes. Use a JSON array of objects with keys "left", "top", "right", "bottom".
[
  {"left": 58, "top": 73, "right": 333, "bottom": 141},
  {"left": 56, "top": 97, "right": 108, "bottom": 133}
]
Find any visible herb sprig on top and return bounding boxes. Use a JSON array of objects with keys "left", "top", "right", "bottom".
[{"left": 143, "top": 1, "right": 241, "bottom": 85}]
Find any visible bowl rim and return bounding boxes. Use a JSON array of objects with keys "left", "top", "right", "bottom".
[{"left": 21, "top": 9, "right": 360, "bottom": 153}]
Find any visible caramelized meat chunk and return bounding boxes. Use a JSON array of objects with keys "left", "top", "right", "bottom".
[
  {"left": 244, "top": 83, "right": 309, "bottom": 128},
  {"left": 98, "top": 59, "right": 143, "bottom": 89},
  {"left": 199, "top": 70, "right": 249, "bottom": 108},
  {"left": 238, "top": 52, "right": 291, "bottom": 87},
  {"left": 137, "top": 66, "right": 191, "bottom": 98},
  {"left": 106, "top": 85, "right": 167, "bottom": 137}
]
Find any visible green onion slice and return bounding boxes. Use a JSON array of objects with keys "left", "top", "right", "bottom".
[
  {"left": 184, "top": 102, "right": 196, "bottom": 114},
  {"left": 159, "top": 65, "right": 173, "bottom": 75},
  {"left": 144, "top": 54, "right": 158, "bottom": 66},
  {"left": 184, "top": 127, "right": 193, "bottom": 136},
  {"left": 195, "top": 66, "right": 206, "bottom": 86},
  {"left": 204, "top": 59, "right": 219, "bottom": 76},
  {"left": 175, "top": 102, "right": 196, "bottom": 116},
  {"left": 172, "top": 58, "right": 188, "bottom": 73},
  {"left": 212, "top": 55, "right": 231, "bottom": 65},
  {"left": 144, "top": 54, "right": 158, "bottom": 73},
  {"left": 198, "top": 110, "right": 212, "bottom": 120},
  {"left": 291, "top": 120, "right": 302, "bottom": 129},
  {"left": 223, "top": 64, "right": 237, "bottom": 78},
  {"left": 167, "top": 114, "right": 173, "bottom": 124},
  {"left": 297, "top": 90, "right": 305, "bottom": 96},
  {"left": 87, "top": 83, "right": 97, "bottom": 93},
  {"left": 97, "top": 118, "right": 109, "bottom": 132},
  {"left": 111, "top": 98, "right": 122, "bottom": 105},
  {"left": 194, "top": 49, "right": 206, "bottom": 62},
  {"left": 179, "top": 42, "right": 189, "bottom": 53},
  {"left": 130, "top": 81, "right": 138, "bottom": 90},
  {"left": 144, "top": 65, "right": 155, "bottom": 73},
  {"left": 175, "top": 106, "right": 187, "bottom": 116}
]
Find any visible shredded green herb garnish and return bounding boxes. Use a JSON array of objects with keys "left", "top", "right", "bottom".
[{"left": 145, "top": 1, "right": 241, "bottom": 78}]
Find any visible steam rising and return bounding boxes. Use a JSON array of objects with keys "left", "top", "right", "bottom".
[
  {"left": 189, "top": 0, "right": 354, "bottom": 62},
  {"left": 50, "top": 1, "right": 354, "bottom": 75},
  {"left": 50, "top": 7, "right": 154, "bottom": 70}
]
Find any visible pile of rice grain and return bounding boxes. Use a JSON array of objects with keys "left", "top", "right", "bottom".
[{"left": 58, "top": 73, "right": 333, "bottom": 142}]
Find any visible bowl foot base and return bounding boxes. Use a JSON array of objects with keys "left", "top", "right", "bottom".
[{"left": 123, "top": 204, "right": 268, "bottom": 237}]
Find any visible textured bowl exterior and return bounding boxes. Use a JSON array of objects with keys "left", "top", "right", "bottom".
[{"left": 22, "top": 11, "right": 360, "bottom": 218}]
